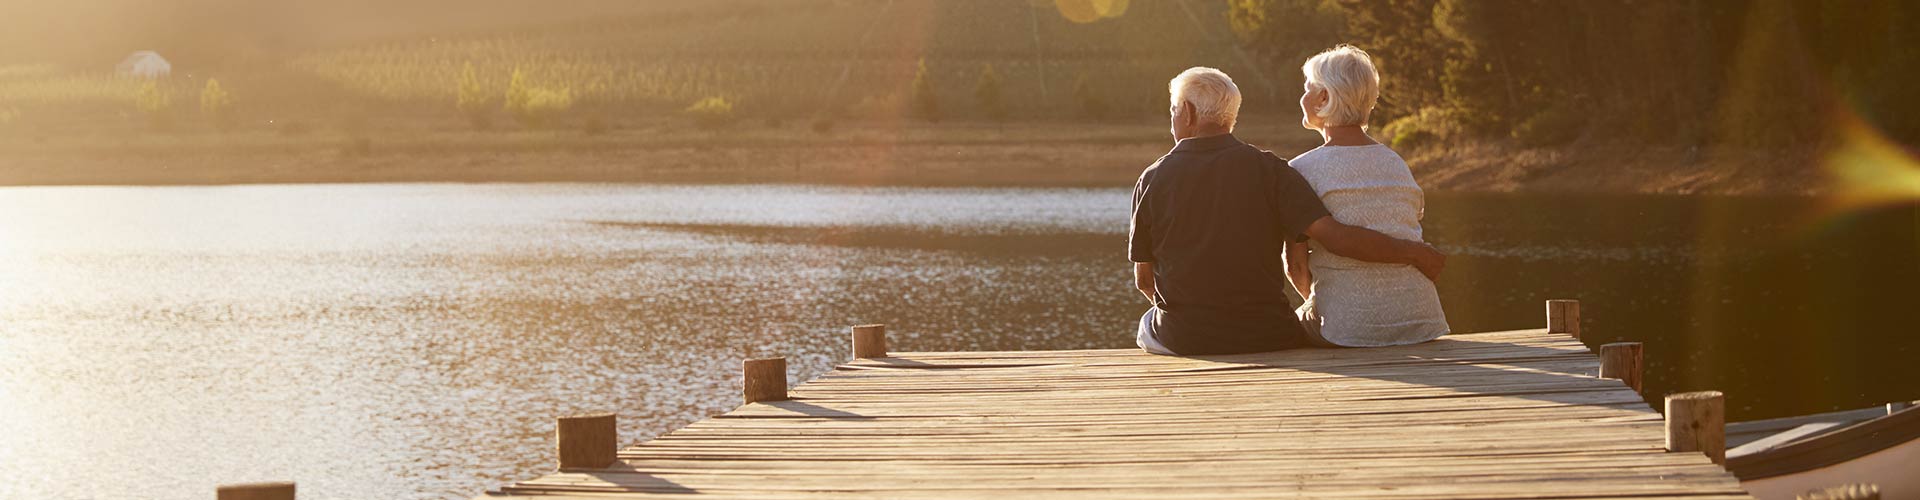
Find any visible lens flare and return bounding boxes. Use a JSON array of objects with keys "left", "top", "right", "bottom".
[{"left": 1821, "top": 110, "right": 1920, "bottom": 215}]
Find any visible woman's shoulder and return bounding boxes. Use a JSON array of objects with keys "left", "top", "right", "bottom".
[
  {"left": 1288, "top": 144, "right": 1404, "bottom": 169},
  {"left": 1292, "top": 144, "right": 1419, "bottom": 186},
  {"left": 1284, "top": 146, "right": 1334, "bottom": 170},
  {"left": 1287, "top": 145, "right": 1330, "bottom": 162}
]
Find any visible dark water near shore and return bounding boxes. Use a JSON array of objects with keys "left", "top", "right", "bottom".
[{"left": 1, "top": 184, "right": 1914, "bottom": 499}]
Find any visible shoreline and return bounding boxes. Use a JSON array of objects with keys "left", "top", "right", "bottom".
[{"left": 0, "top": 121, "right": 1829, "bottom": 195}]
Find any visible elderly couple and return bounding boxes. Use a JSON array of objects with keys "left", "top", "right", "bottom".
[{"left": 1130, "top": 46, "right": 1450, "bottom": 355}]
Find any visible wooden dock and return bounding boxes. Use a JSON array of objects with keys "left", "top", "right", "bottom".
[{"left": 475, "top": 304, "right": 1753, "bottom": 500}]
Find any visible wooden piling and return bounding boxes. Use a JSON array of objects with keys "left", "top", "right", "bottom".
[
  {"left": 1666, "top": 390, "right": 1727, "bottom": 464},
  {"left": 851, "top": 324, "right": 887, "bottom": 358},
  {"left": 743, "top": 357, "right": 788, "bottom": 404},
  {"left": 1598, "top": 342, "right": 1644, "bottom": 393},
  {"left": 555, "top": 413, "right": 618, "bottom": 470},
  {"left": 216, "top": 482, "right": 294, "bottom": 500},
  {"left": 1546, "top": 299, "right": 1581, "bottom": 339}
]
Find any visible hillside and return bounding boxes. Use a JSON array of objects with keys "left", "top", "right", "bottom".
[
  {"left": 0, "top": 0, "right": 1870, "bottom": 194},
  {"left": 1, "top": 1, "right": 1275, "bottom": 124}
]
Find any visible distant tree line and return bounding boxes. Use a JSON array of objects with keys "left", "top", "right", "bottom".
[
  {"left": 129, "top": 78, "right": 234, "bottom": 133},
  {"left": 1230, "top": 0, "right": 1920, "bottom": 149}
]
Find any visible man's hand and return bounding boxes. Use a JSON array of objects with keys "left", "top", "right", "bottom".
[
  {"left": 1304, "top": 216, "right": 1446, "bottom": 282},
  {"left": 1407, "top": 242, "right": 1445, "bottom": 282},
  {"left": 1283, "top": 241, "right": 1313, "bottom": 298}
]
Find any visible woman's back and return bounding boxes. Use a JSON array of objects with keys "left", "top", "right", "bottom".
[{"left": 1289, "top": 144, "right": 1449, "bottom": 347}]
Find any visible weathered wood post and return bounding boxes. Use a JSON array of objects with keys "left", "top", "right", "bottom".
[
  {"left": 1598, "top": 342, "right": 1644, "bottom": 393},
  {"left": 1799, "top": 484, "right": 1880, "bottom": 500},
  {"left": 216, "top": 482, "right": 295, "bottom": 500},
  {"left": 744, "top": 357, "right": 788, "bottom": 404},
  {"left": 556, "top": 413, "right": 618, "bottom": 470},
  {"left": 1666, "top": 391, "right": 1726, "bottom": 465},
  {"left": 1546, "top": 299, "right": 1581, "bottom": 339},
  {"left": 852, "top": 324, "right": 887, "bottom": 358}
]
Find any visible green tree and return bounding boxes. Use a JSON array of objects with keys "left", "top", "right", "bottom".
[
  {"left": 974, "top": 63, "right": 1006, "bottom": 123},
  {"left": 1432, "top": 0, "right": 1518, "bottom": 130},
  {"left": 1230, "top": 0, "right": 1920, "bottom": 148},
  {"left": 456, "top": 62, "right": 494, "bottom": 130},
  {"left": 1332, "top": 0, "right": 1451, "bottom": 122},
  {"left": 1228, "top": 0, "right": 1347, "bottom": 68},
  {"left": 135, "top": 80, "right": 174, "bottom": 132},
  {"left": 527, "top": 88, "right": 574, "bottom": 126},
  {"left": 200, "top": 78, "right": 234, "bottom": 132},
  {"left": 503, "top": 68, "right": 573, "bottom": 128},
  {"left": 684, "top": 96, "right": 736, "bottom": 130},
  {"left": 504, "top": 68, "right": 532, "bottom": 126},
  {"left": 1073, "top": 74, "right": 1108, "bottom": 120},
  {"left": 1712, "top": 1, "right": 1822, "bottom": 148},
  {"left": 910, "top": 58, "right": 940, "bottom": 123}
]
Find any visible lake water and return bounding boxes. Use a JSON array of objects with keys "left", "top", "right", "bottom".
[{"left": 1, "top": 184, "right": 1914, "bottom": 499}]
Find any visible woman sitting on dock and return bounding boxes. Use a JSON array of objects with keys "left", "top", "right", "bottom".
[
  {"left": 1285, "top": 45, "right": 1451, "bottom": 348},
  {"left": 1130, "top": 66, "right": 1445, "bottom": 356}
]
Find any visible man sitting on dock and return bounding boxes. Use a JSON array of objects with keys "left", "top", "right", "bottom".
[{"left": 1129, "top": 67, "right": 1444, "bottom": 356}]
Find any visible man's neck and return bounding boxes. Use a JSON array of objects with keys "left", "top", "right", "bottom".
[{"left": 1180, "top": 126, "right": 1233, "bottom": 143}]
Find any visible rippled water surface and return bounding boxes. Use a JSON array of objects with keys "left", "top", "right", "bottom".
[{"left": 1, "top": 184, "right": 1914, "bottom": 499}]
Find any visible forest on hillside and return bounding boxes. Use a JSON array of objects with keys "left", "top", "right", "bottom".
[
  {"left": 2, "top": 0, "right": 1913, "bottom": 168},
  {"left": 1230, "top": 0, "right": 1920, "bottom": 152},
  {"left": 0, "top": 1, "right": 1258, "bottom": 130}
]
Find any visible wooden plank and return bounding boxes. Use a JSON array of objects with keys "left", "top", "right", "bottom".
[{"left": 476, "top": 329, "right": 1751, "bottom": 499}]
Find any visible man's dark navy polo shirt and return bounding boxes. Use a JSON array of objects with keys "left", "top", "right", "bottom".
[{"left": 1128, "top": 133, "right": 1331, "bottom": 355}]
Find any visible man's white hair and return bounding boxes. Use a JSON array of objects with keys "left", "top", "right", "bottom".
[
  {"left": 1302, "top": 45, "right": 1380, "bottom": 129},
  {"left": 1168, "top": 67, "right": 1241, "bottom": 128}
]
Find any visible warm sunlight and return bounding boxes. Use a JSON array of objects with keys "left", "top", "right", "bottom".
[
  {"left": 1, "top": 1, "right": 1913, "bottom": 500},
  {"left": 1824, "top": 111, "right": 1920, "bottom": 214}
]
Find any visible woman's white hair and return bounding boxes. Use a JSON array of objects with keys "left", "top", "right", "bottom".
[
  {"left": 1302, "top": 45, "right": 1380, "bottom": 129},
  {"left": 1168, "top": 67, "right": 1241, "bottom": 128}
]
